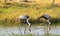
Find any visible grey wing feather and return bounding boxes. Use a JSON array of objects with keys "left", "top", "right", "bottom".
[{"left": 44, "top": 14, "right": 50, "bottom": 19}]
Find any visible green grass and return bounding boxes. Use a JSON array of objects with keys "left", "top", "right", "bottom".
[
  {"left": 1, "top": 34, "right": 60, "bottom": 36},
  {"left": 0, "top": 3, "right": 60, "bottom": 26}
]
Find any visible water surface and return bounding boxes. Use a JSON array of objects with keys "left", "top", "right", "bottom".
[{"left": 0, "top": 26, "right": 60, "bottom": 36}]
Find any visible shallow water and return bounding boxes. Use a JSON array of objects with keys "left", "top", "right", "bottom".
[{"left": 0, "top": 26, "right": 60, "bottom": 36}]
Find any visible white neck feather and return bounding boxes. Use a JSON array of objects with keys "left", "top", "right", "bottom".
[{"left": 26, "top": 19, "right": 31, "bottom": 27}]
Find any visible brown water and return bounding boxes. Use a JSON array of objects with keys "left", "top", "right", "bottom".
[{"left": 0, "top": 26, "right": 60, "bottom": 36}]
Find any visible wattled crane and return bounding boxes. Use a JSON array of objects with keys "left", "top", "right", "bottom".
[
  {"left": 18, "top": 15, "right": 31, "bottom": 27},
  {"left": 37, "top": 14, "right": 51, "bottom": 25}
]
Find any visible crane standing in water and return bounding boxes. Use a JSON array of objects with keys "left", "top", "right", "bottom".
[
  {"left": 18, "top": 15, "right": 31, "bottom": 27},
  {"left": 37, "top": 14, "right": 51, "bottom": 25},
  {"left": 18, "top": 15, "right": 31, "bottom": 31}
]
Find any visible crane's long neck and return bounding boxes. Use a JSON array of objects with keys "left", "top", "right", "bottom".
[
  {"left": 37, "top": 16, "right": 42, "bottom": 21},
  {"left": 26, "top": 19, "right": 31, "bottom": 32},
  {"left": 47, "top": 20, "right": 51, "bottom": 25},
  {"left": 26, "top": 19, "right": 31, "bottom": 27}
]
